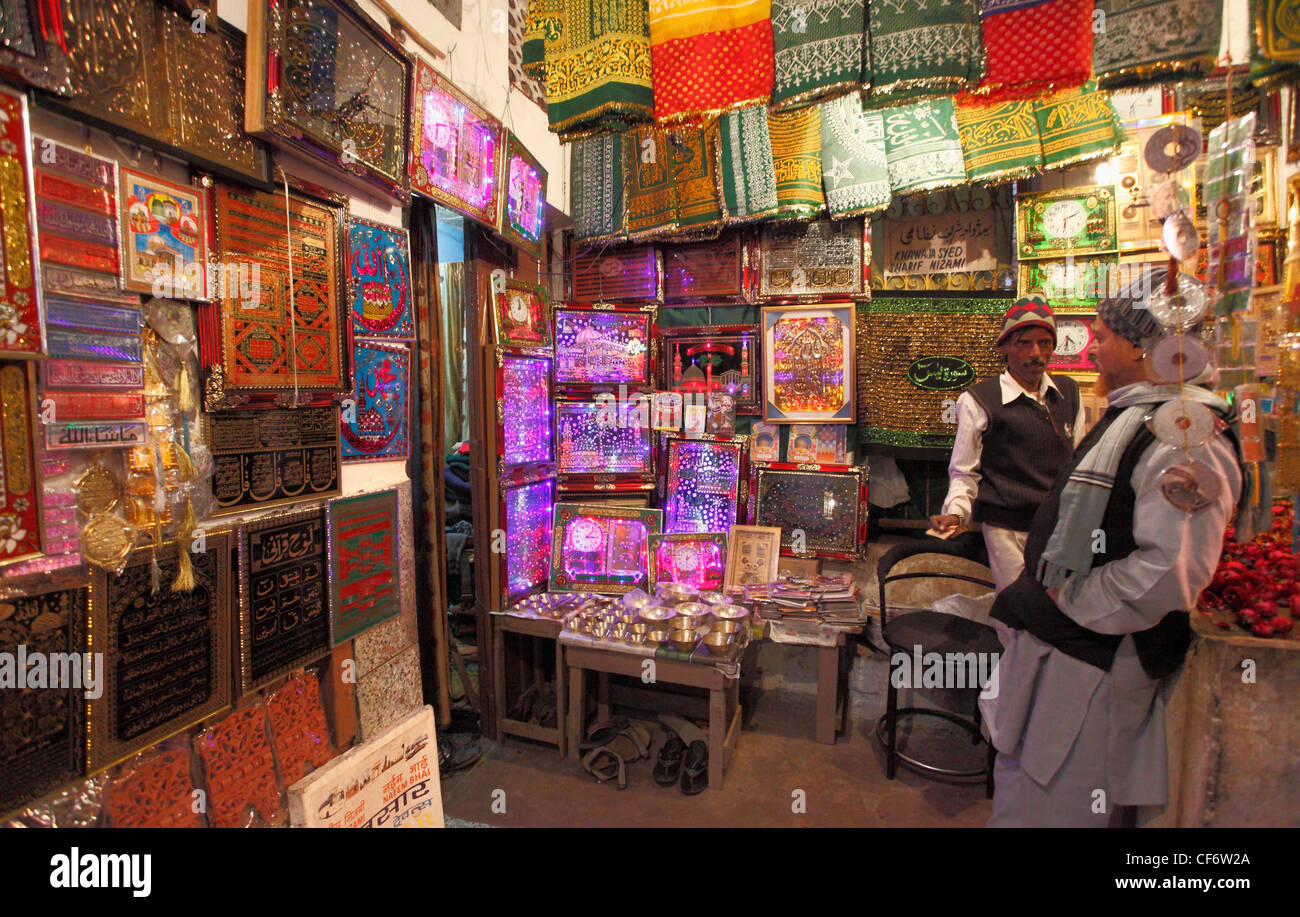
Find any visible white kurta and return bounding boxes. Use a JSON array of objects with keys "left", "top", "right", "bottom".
[{"left": 981, "top": 402, "right": 1241, "bottom": 828}]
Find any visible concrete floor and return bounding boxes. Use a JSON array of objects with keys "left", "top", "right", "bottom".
[{"left": 440, "top": 538, "right": 998, "bottom": 828}]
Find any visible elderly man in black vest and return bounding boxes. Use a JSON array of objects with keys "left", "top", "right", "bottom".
[
  {"left": 981, "top": 274, "right": 1241, "bottom": 827},
  {"left": 930, "top": 297, "right": 1084, "bottom": 601}
]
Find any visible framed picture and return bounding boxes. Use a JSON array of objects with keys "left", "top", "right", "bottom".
[
  {"left": 498, "top": 353, "right": 553, "bottom": 475},
  {"left": 758, "top": 218, "right": 865, "bottom": 299},
  {"left": 750, "top": 422, "right": 779, "bottom": 462},
  {"left": 663, "top": 232, "right": 746, "bottom": 301},
  {"left": 570, "top": 243, "right": 661, "bottom": 303},
  {"left": 871, "top": 187, "right": 1016, "bottom": 292},
  {"left": 661, "top": 324, "right": 760, "bottom": 415},
  {"left": 237, "top": 504, "right": 332, "bottom": 697},
  {"left": 548, "top": 503, "right": 662, "bottom": 595},
  {"left": 201, "top": 182, "right": 348, "bottom": 408},
  {"left": 492, "top": 277, "right": 551, "bottom": 351},
  {"left": 501, "top": 475, "right": 554, "bottom": 607},
  {"left": 1049, "top": 314, "right": 1099, "bottom": 373},
  {"left": 409, "top": 58, "right": 502, "bottom": 227},
  {"left": 117, "top": 167, "right": 211, "bottom": 299},
  {"left": 722, "top": 524, "right": 781, "bottom": 589},
  {"left": 348, "top": 218, "right": 412, "bottom": 339},
  {"left": 555, "top": 396, "right": 655, "bottom": 485},
  {"left": 207, "top": 406, "right": 342, "bottom": 516},
  {"left": 327, "top": 488, "right": 401, "bottom": 645},
  {"left": 0, "top": 86, "right": 44, "bottom": 358},
  {"left": 341, "top": 339, "right": 411, "bottom": 463},
  {"left": 1016, "top": 186, "right": 1118, "bottom": 260},
  {"left": 245, "top": 0, "right": 413, "bottom": 201},
  {"left": 88, "top": 536, "right": 233, "bottom": 772},
  {"left": 1017, "top": 255, "right": 1117, "bottom": 311},
  {"left": 752, "top": 464, "right": 868, "bottom": 560},
  {"left": 761, "top": 304, "right": 856, "bottom": 423},
  {"left": 660, "top": 434, "right": 747, "bottom": 535},
  {"left": 1113, "top": 114, "right": 1197, "bottom": 251},
  {"left": 649, "top": 533, "right": 727, "bottom": 592},
  {"left": 554, "top": 307, "right": 653, "bottom": 386},
  {"left": 497, "top": 131, "right": 547, "bottom": 260}
]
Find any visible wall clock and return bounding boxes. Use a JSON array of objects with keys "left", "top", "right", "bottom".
[
  {"left": 1016, "top": 186, "right": 1118, "bottom": 260},
  {"left": 1049, "top": 315, "right": 1098, "bottom": 373}
]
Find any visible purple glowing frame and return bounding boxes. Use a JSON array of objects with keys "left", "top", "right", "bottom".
[
  {"left": 500, "top": 476, "right": 555, "bottom": 606},
  {"left": 548, "top": 503, "right": 662, "bottom": 595},
  {"left": 660, "top": 324, "right": 761, "bottom": 415},
  {"left": 760, "top": 304, "right": 856, "bottom": 423},
  {"left": 659, "top": 433, "right": 748, "bottom": 535},
  {"left": 496, "top": 131, "right": 547, "bottom": 261},
  {"left": 497, "top": 353, "right": 553, "bottom": 476},
  {"left": 648, "top": 533, "right": 727, "bottom": 593},
  {"left": 554, "top": 307, "right": 654, "bottom": 386},
  {"left": 554, "top": 395, "right": 656, "bottom": 486}
]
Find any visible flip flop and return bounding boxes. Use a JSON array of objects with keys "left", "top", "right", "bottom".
[
  {"left": 653, "top": 732, "right": 686, "bottom": 787},
  {"left": 680, "top": 740, "right": 708, "bottom": 796},
  {"left": 580, "top": 724, "right": 651, "bottom": 790},
  {"left": 577, "top": 715, "right": 630, "bottom": 753}
]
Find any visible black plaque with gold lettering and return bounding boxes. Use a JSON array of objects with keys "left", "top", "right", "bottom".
[
  {"left": 237, "top": 504, "right": 332, "bottom": 697},
  {"left": 206, "top": 407, "right": 342, "bottom": 516},
  {"left": 88, "top": 536, "right": 233, "bottom": 772},
  {"left": 0, "top": 574, "right": 88, "bottom": 814}
]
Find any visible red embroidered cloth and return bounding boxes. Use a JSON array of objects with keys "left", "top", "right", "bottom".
[{"left": 970, "top": 0, "right": 1094, "bottom": 103}]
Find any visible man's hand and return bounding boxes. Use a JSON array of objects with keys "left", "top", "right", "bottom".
[{"left": 928, "top": 514, "right": 962, "bottom": 537}]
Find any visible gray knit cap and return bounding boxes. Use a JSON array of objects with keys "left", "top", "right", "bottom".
[{"left": 1095, "top": 266, "right": 1167, "bottom": 346}]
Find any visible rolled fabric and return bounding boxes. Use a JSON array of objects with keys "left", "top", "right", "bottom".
[{"left": 770, "top": 0, "right": 868, "bottom": 111}]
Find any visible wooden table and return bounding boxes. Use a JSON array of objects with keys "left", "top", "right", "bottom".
[
  {"left": 565, "top": 644, "right": 741, "bottom": 791},
  {"left": 763, "top": 624, "right": 856, "bottom": 744},
  {"left": 492, "top": 614, "right": 566, "bottom": 756}
]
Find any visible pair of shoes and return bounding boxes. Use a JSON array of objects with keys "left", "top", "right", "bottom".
[
  {"left": 580, "top": 722, "right": 651, "bottom": 790},
  {"left": 438, "top": 734, "right": 482, "bottom": 777},
  {"left": 656, "top": 715, "right": 708, "bottom": 795}
]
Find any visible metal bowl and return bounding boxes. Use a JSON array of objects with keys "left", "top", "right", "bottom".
[
  {"left": 712, "top": 618, "right": 744, "bottom": 635},
  {"left": 669, "top": 628, "right": 699, "bottom": 652},
  {"left": 712, "top": 603, "right": 749, "bottom": 621},
  {"left": 628, "top": 632, "right": 648, "bottom": 645},
  {"left": 698, "top": 591, "right": 726, "bottom": 605},
  {"left": 703, "top": 631, "right": 734, "bottom": 650},
  {"left": 656, "top": 582, "right": 699, "bottom": 603},
  {"left": 646, "top": 629, "right": 671, "bottom": 644},
  {"left": 639, "top": 606, "right": 678, "bottom": 626},
  {"left": 630, "top": 622, "right": 652, "bottom": 637},
  {"left": 622, "top": 591, "right": 660, "bottom": 611}
]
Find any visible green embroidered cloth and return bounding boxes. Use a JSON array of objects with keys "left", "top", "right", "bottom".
[
  {"left": 1259, "top": 0, "right": 1300, "bottom": 62},
  {"left": 770, "top": 0, "right": 868, "bottom": 111},
  {"left": 866, "top": 0, "right": 982, "bottom": 105},
  {"left": 770, "top": 107, "right": 827, "bottom": 217},
  {"left": 571, "top": 133, "right": 625, "bottom": 241},
  {"left": 670, "top": 125, "right": 723, "bottom": 232},
  {"left": 623, "top": 126, "right": 680, "bottom": 238},
  {"left": 819, "top": 95, "right": 890, "bottom": 218},
  {"left": 522, "top": 0, "right": 560, "bottom": 79},
  {"left": 954, "top": 99, "right": 1043, "bottom": 183},
  {"left": 718, "top": 105, "right": 779, "bottom": 222},
  {"left": 1033, "top": 81, "right": 1126, "bottom": 169},
  {"left": 882, "top": 98, "right": 968, "bottom": 196},
  {"left": 544, "top": 0, "right": 654, "bottom": 138},
  {"left": 1092, "top": 0, "right": 1223, "bottom": 88}
]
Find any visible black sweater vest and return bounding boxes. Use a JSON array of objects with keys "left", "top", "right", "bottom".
[
  {"left": 968, "top": 374, "right": 1079, "bottom": 532},
  {"left": 989, "top": 406, "right": 1195, "bottom": 679}
]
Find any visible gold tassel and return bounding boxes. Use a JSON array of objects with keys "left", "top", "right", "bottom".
[
  {"left": 176, "top": 444, "right": 195, "bottom": 483},
  {"left": 172, "top": 498, "right": 197, "bottom": 593},
  {"left": 177, "top": 361, "right": 194, "bottom": 413}
]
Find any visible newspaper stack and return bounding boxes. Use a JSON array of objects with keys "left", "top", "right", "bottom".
[{"left": 745, "top": 573, "right": 863, "bottom": 626}]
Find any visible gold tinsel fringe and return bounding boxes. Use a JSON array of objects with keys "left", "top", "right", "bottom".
[{"left": 172, "top": 499, "right": 197, "bottom": 593}]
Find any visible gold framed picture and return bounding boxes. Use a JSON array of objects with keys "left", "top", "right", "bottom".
[{"left": 722, "top": 524, "right": 782, "bottom": 589}]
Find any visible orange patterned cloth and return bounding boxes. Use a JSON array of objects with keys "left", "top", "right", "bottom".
[
  {"left": 648, "top": 0, "right": 774, "bottom": 126},
  {"left": 970, "top": 0, "right": 1094, "bottom": 103}
]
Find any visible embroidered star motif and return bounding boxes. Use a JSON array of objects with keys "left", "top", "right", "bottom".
[{"left": 824, "top": 156, "right": 854, "bottom": 189}]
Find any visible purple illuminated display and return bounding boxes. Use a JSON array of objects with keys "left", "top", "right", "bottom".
[
  {"left": 556, "top": 401, "right": 652, "bottom": 474},
  {"left": 505, "top": 479, "right": 553, "bottom": 602},
  {"left": 502, "top": 356, "right": 551, "bottom": 467},
  {"left": 555, "top": 310, "right": 650, "bottom": 384},
  {"left": 653, "top": 537, "right": 725, "bottom": 591},
  {"left": 413, "top": 66, "right": 499, "bottom": 220},
  {"left": 505, "top": 153, "right": 544, "bottom": 244},
  {"left": 561, "top": 515, "right": 648, "bottom": 586},
  {"left": 663, "top": 439, "right": 742, "bottom": 534}
]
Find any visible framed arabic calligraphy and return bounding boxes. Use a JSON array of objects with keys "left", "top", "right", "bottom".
[
  {"left": 497, "top": 131, "right": 547, "bottom": 260},
  {"left": 117, "top": 166, "right": 211, "bottom": 299},
  {"left": 662, "top": 232, "right": 746, "bottom": 302},
  {"left": 758, "top": 219, "right": 865, "bottom": 300},
  {"left": 201, "top": 182, "right": 348, "bottom": 408},
  {"left": 31, "top": 135, "right": 120, "bottom": 278},
  {"left": 327, "top": 488, "right": 401, "bottom": 645},
  {"left": 245, "top": 0, "right": 413, "bottom": 201},
  {"left": 88, "top": 536, "right": 234, "bottom": 772},
  {"left": 0, "top": 86, "right": 43, "bottom": 358},
  {"left": 237, "top": 504, "right": 332, "bottom": 697},
  {"left": 342, "top": 339, "right": 411, "bottom": 463},
  {"left": 206, "top": 406, "right": 342, "bottom": 516},
  {"left": 0, "top": 360, "right": 42, "bottom": 566},
  {"left": 347, "top": 218, "right": 412, "bottom": 339},
  {"left": 0, "top": 574, "right": 86, "bottom": 814},
  {"left": 571, "top": 244, "right": 661, "bottom": 303},
  {"left": 761, "top": 304, "right": 856, "bottom": 423},
  {"left": 409, "top": 58, "right": 501, "bottom": 227}
]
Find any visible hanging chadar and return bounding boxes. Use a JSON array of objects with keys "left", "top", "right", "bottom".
[
  {"left": 1033, "top": 80, "right": 1127, "bottom": 169},
  {"left": 543, "top": 0, "right": 654, "bottom": 138},
  {"left": 648, "top": 0, "right": 775, "bottom": 125},
  {"left": 1257, "top": 0, "right": 1300, "bottom": 62},
  {"left": 769, "top": 106, "right": 827, "bottom": 217},
  {"left": 1092, "top": 0, "right": 1223, "bottom": 88},
  {"left": 968, "top": 0, "right": 1093, "bottom": 102},
  {"left": 717, "top": 105, "right": 780, "bottom": 222},
  {"left": 522, "top": 0, "right": 561, "bottom": 80},
  {"left": 819, "top": 95, "right": 890, "bottom": 218},
  {"left": 866, "top": 0, "right": 982, "bottom": 106},
  {"left": 954, "top": 98, "right": 1044, "bottom": 183},
  {"left": 770, "top": 0, "right": 868, "bottom": 111}
]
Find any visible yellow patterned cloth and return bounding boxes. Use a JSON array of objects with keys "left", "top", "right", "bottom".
[
  {"left": 769, "top": 107, "right": 826, "bottom": 217},
  {"left": 623, "top": 125, "right": 681, "bottom": 237},
  {"left": 669, "top": 125, "right": 723, "bottom": 232},
  {"left": 544, "top": 0, "right": 655, "bottom": 139},
  {"left": 954, "top": 99, "right": 1043, "bottom": 183}
]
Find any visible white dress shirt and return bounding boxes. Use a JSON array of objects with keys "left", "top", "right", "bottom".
[{"left": 941, "top": 370, "right": 1086, "bottom": 525}]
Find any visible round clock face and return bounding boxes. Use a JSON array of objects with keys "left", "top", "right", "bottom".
[
  {"left": 1054, "top": 319, "right": 1091, "bottom": 357},
  {"left": 569, "top": 519, "right": 604, "bottom": 552},
  {"left": 508, "top": 293, "right": 530, "bottom": 324},
  {"left": 672, "top": 544, "right": 701, "bottom": 572},
  {"left": 1042, "top": 200, "right": 1087, "bottom": 239}
]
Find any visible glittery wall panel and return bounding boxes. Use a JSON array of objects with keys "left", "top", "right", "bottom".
[
  {"left": 571, "top": 245, "right": 660, "bottom": 303},
  {"left": 662, "top": 233, "right": 745, "bottom": 301},
  {"left": 327, "top": 489, "right": 401, "bottom": 644},
  {"left": 58, "top": 0, "right": 167, "bottom": 137},
  {"left": 0, "top": 581, "right": 87, "bottom": 814},
  {"left": 556, "top": 401, "right": 654, "bottom": 475},
  {"left": 193, "top": 704, "right": 284, "bottom": 828},
  {"left": 356, "top": 644, "right": 422, "bottom": 741},
  {"left": 341, "top": 340, "right": 411, "bottom": 462},
  {"left": 265, "top": 671, "right": 333, "bottom": 785},
  {"left": 348, "top": 220, "right": 413, "bottom": 339},
  {"left": 104, "top": 747, "right": 203, "bottom": 828},
  {"left": 662, "top": 439, "right": 743, "bottom": 534},
  {"left": 501, "top": 355, "right": 552, "bottom": 467},
  {"left": 754, "top": 467, "right": 862, "bottom": 555},
  {"left": 0, "top": 361, "right": 43, "bottom": 564},
  {"left": 353, "top": 479, "right": 417, "bottom": 678},
  {"left": 554, "top": 310, "right": 651, "bottom": 385},
  {"left": 0, "top": 87, "right": 42, "bottom": 357},
  {"left": 860, "top": 297, "right": 1008, "bottom": 449},
  {"left": 409, "top": 60, "right": 501, "bottom": 227},
  {"left": 503, "top": 477, "right": 553, "bottom": 604}
]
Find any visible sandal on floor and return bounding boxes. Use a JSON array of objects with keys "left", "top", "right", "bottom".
[
  {"left": 680, "top": 740, "right": 708, "bottom": 796},
  {"left": 580, "top": 724, "right": 651, "bottom": 790},
  {"left": 577, "top": 715, "right": 630, "bottom": 752},
  {"left": 653, "top": 732, "right": 686, "bottom": 787}
]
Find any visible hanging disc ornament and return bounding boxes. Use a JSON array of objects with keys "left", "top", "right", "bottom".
[
  {"left": 1161, "top": 211, "right": 1200, "bottom": 262},
  {"left": 1144, "top": 124, "right": 1202, "bottom": 173},
  {"left": 1147, "top": 399, "right": 1216, "bottom": 448},
  {"left": 80, "top": 514, "right": 135, "bottom": 571},
  {"left": 1158, "top": 460, "right": 1222, "bottom": 512},
  {"left": 74, "top": 464, "right": 121, "bottom": 515},
  {"left": 1149, "top": 179, "right": 1190, "bottom": 221},
  {"left": 1146, "top": 272, "right": 1209, "bottom": 330},
  {"left": 1151, "top": 335, "right": 1210, "bottom": 383}
]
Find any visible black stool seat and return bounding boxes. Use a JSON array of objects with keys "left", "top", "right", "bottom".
[{"left": 883, "top": 610, "right": 1002, "bottom": 659}]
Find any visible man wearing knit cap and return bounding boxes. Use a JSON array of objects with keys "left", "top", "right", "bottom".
[
  {"left": 930, "top": 296, "right": 1084, "bottom": 596},
  {"left": 981, "top": 271, "right": 1242, "bottom": 827}
]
